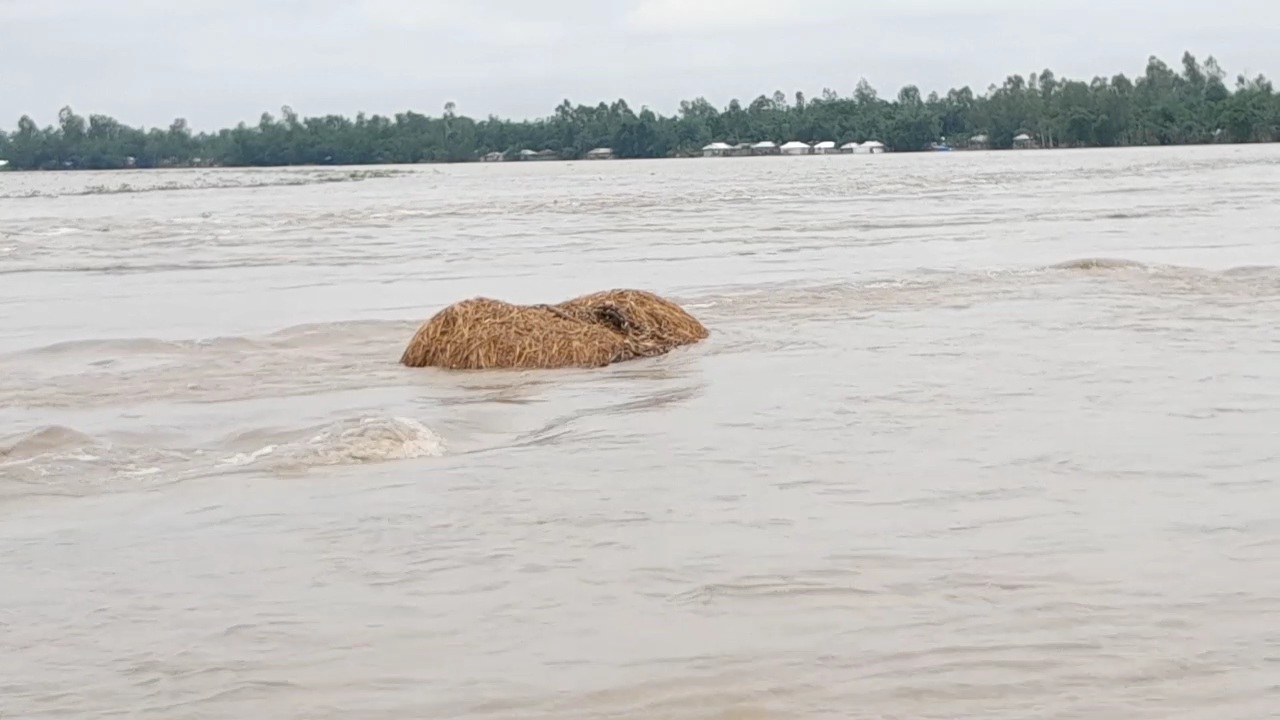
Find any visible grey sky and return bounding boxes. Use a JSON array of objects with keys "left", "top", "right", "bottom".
[{"left": 1, "top": 0, "right": 1276, "bottom": 131}]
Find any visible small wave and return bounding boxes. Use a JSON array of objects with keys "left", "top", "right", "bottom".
[
  {"left": 2, "top": 336, "right": 204, "bottom": 359},
  {"left": 1, "top": 319, "right": 411, "bottom": 363},
  {"left": 0, "top": 416, "right": 446, "bottom": 500},
  {"left": 0, "top": 168, "right": 410, "bottom": 200},
  {"left": 0, "top": 255, "right": 405, "bottom": 277},
  {"left": 222, "top": 416, "right": 446, "bottom": 472},
  {"left": 1041, "top": 258, "right": 1280, "bottom": 297},
  {"left": 0, "top": 427, "right": 195, "bottom": 500},
  {"left": 1046, "top": 258, "right": 1280, "bottom": 278},
  {"left": 0, "top": 425, "right": 98, "bottom": 460},
  {"left": 1048, "top": 257, "right": 1149, "bottom": 271},
  {"left": 690, "top": 259, "right": 1280, "bottom": 324},
  {"left": 673, "top": 576, "right": 876, "bottom": 605},
  {"left": 0, "top": 321, "right": 417, "bottom": 410},
  {"left": 1221, "top": 264, "right": 1280, "bottom": 277}
]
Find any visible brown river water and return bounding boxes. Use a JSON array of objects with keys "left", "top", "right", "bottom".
[{"left": 2, "top": 146, "right": 1279, "bottom": 719}]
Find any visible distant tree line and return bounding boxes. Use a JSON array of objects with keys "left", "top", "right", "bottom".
[{"left": 0, "top": 51, "right": 1276, "bottom": 171}]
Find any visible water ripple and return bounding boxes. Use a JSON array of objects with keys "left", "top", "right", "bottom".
[{"left": 2, "top": 145, "right": 1280, "bottom": 720}]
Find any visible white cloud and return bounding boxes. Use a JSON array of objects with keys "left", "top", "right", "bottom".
[
  {"left": 625, "top": 0, "right": 802, "bottom": 32},
  {"left": 0, "top": 0, "right": 1277, "bottom": 130}
]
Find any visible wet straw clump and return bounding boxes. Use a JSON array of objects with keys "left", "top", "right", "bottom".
[{"left": 399, "top": 289, "right": 710, "bottom": 370}]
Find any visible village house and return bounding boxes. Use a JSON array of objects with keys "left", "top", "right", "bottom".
[
  {"left": 750, "top": 140, "right": 779, "bottom": 156},
  {"left": 780, "top": 141, "right": 812, "bottom": 155}
]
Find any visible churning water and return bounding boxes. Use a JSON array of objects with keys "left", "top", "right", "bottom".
[{"left": 2, "top": 146, "right": 1280, "bottom": 719}]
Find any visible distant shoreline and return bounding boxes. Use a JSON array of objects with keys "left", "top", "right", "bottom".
[
  {"left": 1, "top": 139, "right": 1274, "bottom": 174},
  {"left": 1, "top": 50, "right": 1275, "bottom": 172},
  {"left": 4, "top": 141, "right": 1274, "bottom": 177}
]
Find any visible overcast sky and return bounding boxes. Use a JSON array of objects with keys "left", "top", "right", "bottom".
[{"left": 1, "top": 0, "right": 1277, "bottom": 131}]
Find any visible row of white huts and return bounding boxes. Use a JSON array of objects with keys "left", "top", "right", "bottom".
[
  {"left": 478, "top": 139, "right": 889, "bottom": 163},
  {"left": 702, "top": 140, "right": 886, "bottom": 157}
]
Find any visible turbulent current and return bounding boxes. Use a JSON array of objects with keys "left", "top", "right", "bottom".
[{"left": 2, "top": 146, "right": 1279, "bottom": 719}]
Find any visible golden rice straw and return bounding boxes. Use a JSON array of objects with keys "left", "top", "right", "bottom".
[{"left": 399, "top": 288, "right": 709, "bottom": 370}]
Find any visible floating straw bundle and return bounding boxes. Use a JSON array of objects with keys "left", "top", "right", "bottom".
[{"left": 399, "top": 288, "right": 709, "bottom": 370}]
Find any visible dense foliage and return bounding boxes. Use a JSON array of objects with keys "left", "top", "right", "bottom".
[{"left": 1, "top": 51, "right": 1276, "bottom": 171}]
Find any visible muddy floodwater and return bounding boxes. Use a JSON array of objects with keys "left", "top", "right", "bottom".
[{"left": 2, "top": 145, "right": 1279, "bottom": 719}]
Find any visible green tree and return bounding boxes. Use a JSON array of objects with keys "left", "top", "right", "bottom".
[{"left": 1, "top": 50, "right": 1276, "bottom": 171}]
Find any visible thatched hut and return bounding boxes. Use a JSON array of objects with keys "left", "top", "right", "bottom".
[{"left": 399, "top": 288, "right": 709, "bottom": 370}]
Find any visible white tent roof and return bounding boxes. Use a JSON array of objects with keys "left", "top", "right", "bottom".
[
  {"left": 861, "top": 140, "right": 886, "bottom": 148},
  {"left": 780, "top": 141, "right": 811, "bottom": 149},
  {"left": 1013, "top": 133, "right": 1032, "bottom": 141},
  {"left": 813, "top": 141, "right": 836, "bottom": 148},
  {"left": 702, "top": 142, "right": 733, "bottom": 150},
  {"left": 839, "top": 141, "right": 859, "bottom": 149},
  {"left": 751, "top": 140, "right": 777, "bottom": 148}
]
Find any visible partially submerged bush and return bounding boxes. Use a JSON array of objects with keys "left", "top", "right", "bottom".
[{"left": 399, "top": 288, "right": 709, "bottom": 370}]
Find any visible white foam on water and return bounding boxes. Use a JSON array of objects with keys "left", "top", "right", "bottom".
[{"left": 226, "top": 416, "right": 447, "bottom": 471}]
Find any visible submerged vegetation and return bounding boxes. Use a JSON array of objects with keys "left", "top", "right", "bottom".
[
  {"left": 0, "top": 51, "right": 1276, "bottom": 171},
  {"left": 399, "top": 289, "right": 710, "bottom": 370}
]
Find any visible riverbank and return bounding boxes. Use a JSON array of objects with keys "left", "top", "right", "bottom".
[{"left": 2, "top": 50, "right": 1276, "bottom": 171}]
